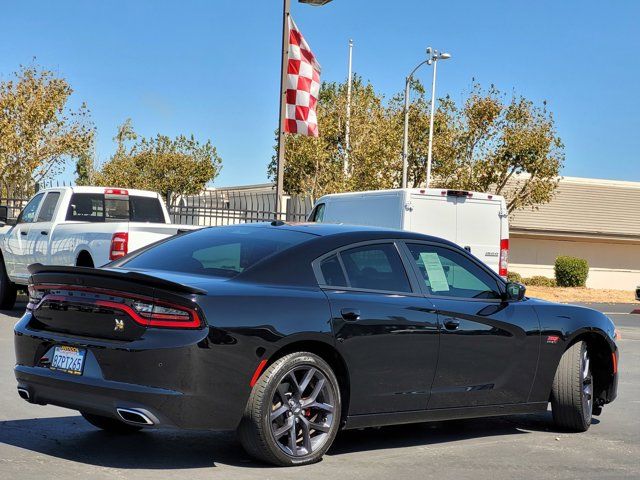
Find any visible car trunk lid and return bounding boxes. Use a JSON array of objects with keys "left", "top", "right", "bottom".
[{"left": 26, "top": 263, "right": 206, "bottom": 341}]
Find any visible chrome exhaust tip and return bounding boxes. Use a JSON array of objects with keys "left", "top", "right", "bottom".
[
  {"left": 116, "top": 408, "right": 154, "bottom": 425},
  {"left": 17, "top": 387, "right": 30, "bottom": 401}
]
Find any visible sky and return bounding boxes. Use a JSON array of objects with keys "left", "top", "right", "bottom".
[{"left": 1, "top": 0, "right": 639, "bottom": 186}]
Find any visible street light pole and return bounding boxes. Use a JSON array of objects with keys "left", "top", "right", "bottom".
[
  {"left": 425, "top": 57, "right": 438, "bottom": 188},
  {"left": 425, "top": 48, "right": 450, "bottom": 188},
  {"left": 344, "top": 38, "right": 353, "bottom": 176},
  {"left": 401, "top": 76, "right": 411, "bottom": 188},
  {"left": 401, "top": 58, "right": 429, "bottom": 188},
  {"left": 401, "top": 47, "right": 451, "bottom": 189}
]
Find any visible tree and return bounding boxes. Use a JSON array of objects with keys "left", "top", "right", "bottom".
[
  {"left": 408, "top": 83, "right": 564, "bottom": 212},
  {"left": 94, "top": 120, "right": 222, "bottom": 202},
  {"left": 271, "top": 78, "right": 564, "bottom": 213},
  {"left": 268, "top": 76, "right": 401, "bottom": 198},
  {"left": 0, "top": 64, "right": 94, "bottom": 191}
]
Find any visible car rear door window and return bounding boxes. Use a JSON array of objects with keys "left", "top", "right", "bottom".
[
  {"left": 36, "top": 192, "right": 61, "bottom": 222},
  {"left": 406, "top": 243, "right": 501, "bottom": 299},
  {"left": 339, "top": 243, "right": 411, "bottom": 293}
]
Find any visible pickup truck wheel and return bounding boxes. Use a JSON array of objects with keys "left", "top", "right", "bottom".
[
  {"left": 76, "top": 251, "right": 94, "bottom": 268},
  {"left": 0, "top": 259, "right": 17, "bottom": 310}
]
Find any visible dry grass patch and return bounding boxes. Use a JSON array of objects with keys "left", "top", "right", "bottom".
[{"left": 526, "top": 286, "right": 637, "bottom": 304}]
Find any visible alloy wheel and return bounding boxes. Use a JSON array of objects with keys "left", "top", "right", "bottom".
[
  {"left": 582, "top": 349, "right": 593, "bottom": 420},
  {"left": 269, "top": 366, "right": 336, "bottom": 457}
]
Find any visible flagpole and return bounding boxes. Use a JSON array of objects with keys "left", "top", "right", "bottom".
[
  {"left": 344, "top": 38, "right": 353, "bottom": 176},
  {"left": 275, "top": 0, "right": 291, "bottom": 219}
]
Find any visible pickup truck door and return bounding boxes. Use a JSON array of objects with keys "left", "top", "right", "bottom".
[
  {"left": 27, "top": 191, "right": 61, "bottom": 267},
  {"left": 3, "top": 192, "right": 45, "bottom": 282}
]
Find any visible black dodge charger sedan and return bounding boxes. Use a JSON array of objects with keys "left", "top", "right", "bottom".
[{"left": 14, "top": 223, "right": 618, "bottom": 466}]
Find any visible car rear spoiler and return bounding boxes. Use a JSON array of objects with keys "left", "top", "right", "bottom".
[{"left": 27, "top": 263, "right": 207, "bottom": 296}]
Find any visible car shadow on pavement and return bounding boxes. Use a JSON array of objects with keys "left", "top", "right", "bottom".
[
  {"left": 0, "top": 411, "right": 586, "bottom": 469},
  {"left": 2, "top": 302, "right": 26, "bottom": 319},
  {"left": 0, "top": 415, "right": 260, "bottom": 469},
  {"left": 327, "top": 411, "right": 590, "bottom": 457}
]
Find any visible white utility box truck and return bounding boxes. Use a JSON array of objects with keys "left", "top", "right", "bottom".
[{"left": 308, "top": 188, "right": 509, "bottom": 276}]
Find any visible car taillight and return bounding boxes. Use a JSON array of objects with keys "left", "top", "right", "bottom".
[
  {"left": 109, "top": 232, "right": 128, "bottom": 260},
  {"left": 131, "top": 300, "right": 201, "bottom": 328},
  {"left": 499, "top": 238, "right": 509, "bottom": 278},
  {"left": 26, "top": 284, "right": 44, "bottom": 310}
]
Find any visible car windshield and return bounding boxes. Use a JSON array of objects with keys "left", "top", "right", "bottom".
[{"left": 120, "top": 226, "right": 314, "bottom": 278}]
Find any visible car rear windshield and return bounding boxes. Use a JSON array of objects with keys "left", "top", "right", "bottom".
[
  {"left": 66, "top": 193, "right": 166, "bottom": 223},
  {"left": 120, "top": 226, "right": 315, "bottom": 278}
]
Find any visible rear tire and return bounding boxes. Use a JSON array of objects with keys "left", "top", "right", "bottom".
[
  {"left": 238, "top": 352, "right": 341, "bottom": 466},
  {"left": 551, "top": 341, "right": 593, "bottom": 432},
  {"left": 81, "top": 412, "right": 143, "bottom": 434},
  {"left": 0, "top": 258, "right": 17, "bottom": 310}
]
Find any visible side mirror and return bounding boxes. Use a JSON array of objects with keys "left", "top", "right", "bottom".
[
  {"left": 504, "top": 282, "right": 526, "bottom": 302},
  {"left": 0, "top": 205, "right": 7, "bottom": 226}
]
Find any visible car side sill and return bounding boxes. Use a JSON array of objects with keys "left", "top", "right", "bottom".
[{"left": 344, "top": 402, "right": 548, "bottom": 430}]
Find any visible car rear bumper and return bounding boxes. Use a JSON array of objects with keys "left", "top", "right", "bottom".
[
  {"left": 15, "top": 364, "right": 185, "bottom": 427},
  {"left": 14, "top": 313, "right": 251, "bottom": 431}
]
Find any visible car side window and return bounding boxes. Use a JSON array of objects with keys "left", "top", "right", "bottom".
[
  {"left": 36, "top": 192, "right": 61, "bottom": 222},
  {"left": 406, "top": 243, "right": 501, "bottom": 300},
  {"left": 339, "top": 243, "right": 411, "bottom": 293},
  {"left": 17, "top": 193, "right": 45, "bottom": 224},
  {"left": 66, "top": 193, "right": 105, "bottom": 222},
  {"left": 309, "top": 203, "right": 325, "bottom": 223},
  {"left": 319, "top": 254, "right": 347, "bottom": 287}
]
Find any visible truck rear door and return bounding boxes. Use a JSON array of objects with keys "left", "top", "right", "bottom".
[
  {"left": 408, "top": 193, "right": 458, "bottom": 240},
  {"left": 456, "top": 197, "right": 503, "bottom": 273}
]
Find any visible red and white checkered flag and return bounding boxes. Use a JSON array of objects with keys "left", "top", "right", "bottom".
[{"left": 285, "top": 16, "right": 321, "bottom": 137}]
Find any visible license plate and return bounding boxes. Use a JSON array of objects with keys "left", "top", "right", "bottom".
[{"left": 50, "top": 346, "right": 86, "bottom": 375}]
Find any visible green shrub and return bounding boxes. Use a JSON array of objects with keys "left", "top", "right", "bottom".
[
  {"left": 507, "top": 271, "right": 522, "bottom": 283},
  {"left": 522, "top": 275, "right": 557, "bottom": 287},
  {"left": 554, "top": 256, "right": 589, "bottom": 287}
]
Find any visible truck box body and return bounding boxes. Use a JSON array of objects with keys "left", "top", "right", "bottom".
[{"left": 309, "top": 188, "right": 509, "bottom": 275}]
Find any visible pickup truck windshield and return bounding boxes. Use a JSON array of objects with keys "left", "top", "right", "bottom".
[
  {"left": 120, "top": 226, "right": 314, "bottom": 278},
  {"left": 66, "top": 193, "right": 166, "bottom": 223}
]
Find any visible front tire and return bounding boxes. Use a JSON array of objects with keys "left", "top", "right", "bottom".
[
  {"left": 81, "top": 412, "right": 143, "bottom": 434},
  {"left": 238, "top": 352, "right": 341, "bottom": 466},
  {"left": 551, "top": 341, "right": 593, "bottom": 432},
  {"left": 0, "top": 258, "right": 17, "bottom": 310}
]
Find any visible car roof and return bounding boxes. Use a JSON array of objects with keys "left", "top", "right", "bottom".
[{"left": 232, "top": 222, "right": 463, "bottom": 287}]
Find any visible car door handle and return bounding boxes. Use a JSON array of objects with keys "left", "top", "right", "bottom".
[
  {"left": 443, "top": 319, "right": 460, "bottom": 330},
  {"left": 40, "top": 231, "right": 48, "bottom": 236},
  {"left": 20, "top": 231, "right": 27, "bottom": 236},
  {"left": 341, "top": 308, "right": 361, "bottom": 321}
]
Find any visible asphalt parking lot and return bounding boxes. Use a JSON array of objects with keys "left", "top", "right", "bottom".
[{"left": 1, "top": 300, "right": 639, "bottom": 480}]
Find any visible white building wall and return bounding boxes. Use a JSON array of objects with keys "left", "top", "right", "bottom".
[{"left": 510, "top": 236, "right": 640, "bottom": 291}]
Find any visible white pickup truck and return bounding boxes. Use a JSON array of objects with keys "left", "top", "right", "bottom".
[{"left": 0, "top": 186, "right": 198, "bottom": 309}]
